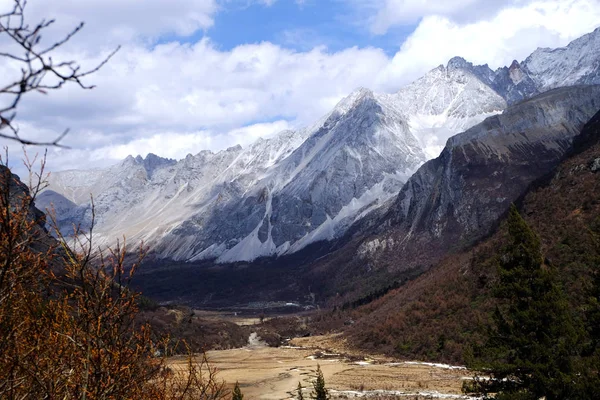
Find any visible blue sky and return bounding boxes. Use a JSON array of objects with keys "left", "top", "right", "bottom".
[
  {"left": 1, "top": 0, "right": 599, "bottom": 173},
  {"left": 198, "top": 1, "right": 415, "bottom": 55}
]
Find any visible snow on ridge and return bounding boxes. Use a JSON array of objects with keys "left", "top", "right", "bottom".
[{"left": 524, "top": 26, "right": 600, "bottom": 90}]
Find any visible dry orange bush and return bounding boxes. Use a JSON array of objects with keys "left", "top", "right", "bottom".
[{"left": 0, "top": 155, "right": 230, "bottom": 400}]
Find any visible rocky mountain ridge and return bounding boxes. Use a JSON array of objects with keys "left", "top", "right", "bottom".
[
  {"left": 307, "top": 85, "right": 600, "bottom": 303},
  {"left": 341, "top": 105, "right": 600, "bottom": 364},
  {"left": 39, "top": 28, "right": 600, "bottom": 264},
  {"left": 131, "top": 87, "right": 600, "bottom": 308},
  {"left": 39, "top": 80, "right": 500, "bottom": 262},
  {"left": 445, "top": 27, "right": 600, "bottom": 104},
  {"left": 363, "top": 85, "right": 600, "bottom": 267}
]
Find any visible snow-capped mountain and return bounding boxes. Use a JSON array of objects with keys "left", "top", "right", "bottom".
[
  {"left": 38, "top": 28, "right": 600, "bottom": 263},
  {"left": 318, "top": 85, "right": 600, "bottom": 296},
  {"left": 391, "top": 59, "right": 507, "bottom": 158},
  {"left": 39, "top": 83, "right": 496, "bottom": 263},
  {"left": 458, "top": 27, "right": 600, "bottom": 104}
]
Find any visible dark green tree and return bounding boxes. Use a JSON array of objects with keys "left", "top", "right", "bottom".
[
  {"left": 580, "top": 262, "right": 600, "bottom": 396},
  {"left": 232, "top": 381, "right": 243, "bottom": 400},
  {"left": 297, "top": 381, "right": 304, "bottom": 400},
  {"left": 311, "top": 365, "right": 329, "bottom": 400},
  {"left": 465, "top": 204, "right": 585, "bottom": 399}
]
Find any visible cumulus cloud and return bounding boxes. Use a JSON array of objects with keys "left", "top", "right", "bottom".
[
  {"left": 350, "top": 0, "right": 518, "bottom": 34},
  {"left": 0, "top": 0, "right": 219, "bottom": 48},
  {"left": 9, "top": 40, "right": 390, "bottom": 143},
  {"left": 0, "top": 0, "right": 598, "bottom": 176},
  {"left": 375, "top": 0, "right": 600, "bottom": 88}
]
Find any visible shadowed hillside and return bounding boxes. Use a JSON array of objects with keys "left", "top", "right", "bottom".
[{"left": 336, "top": 108, "right": 600, "bottom": 364}]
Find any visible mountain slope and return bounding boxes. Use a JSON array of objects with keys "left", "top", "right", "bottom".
[
  {"left": 307, "top": 85, "right": 600, "bottom": 301},
  {"left": 392, "top": 60, "right": 507, "bottom": 158},
  {"left": 41, "top": 79, "right": 499, "bottom": 263},
  {"left": 447, "top": 27, "right": 600, "bottom": 106},
  {"left": 129, "top": 86, "right": 600, "bottom": 309},
  {"left": 341, "top": 106, "right": 600, "bottom": 363}
]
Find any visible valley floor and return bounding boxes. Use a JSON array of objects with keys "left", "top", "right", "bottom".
[{"left": 168, "top": 333, "right": 474, "bottom": 400}]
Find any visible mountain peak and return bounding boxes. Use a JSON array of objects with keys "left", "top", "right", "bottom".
[
  {"left": 529, "top": 46, "right": 553, "bottom": 57},
  {"left": 43, "top": 28, "right": 600, "bottom": 266},
  {"left": 145, "top": 152, "right": 160, "bottom": 160},
  {"left": 355, "top": 86, "right": 373, "bottom": 95},
  {"left": 332, "top": 87, "right": 376, "bottom": 115},
  {"left": 226, "top": 144, "right": 243, "bottom": 152},
  {"left": 348, "top": 87, "right": 375, "bottom": 102},
  {"left": 118, "top": 153, "right": 176, "bottom": 177},
  {"left": 122, "top": 155, "right": 137, "bottom": 166},
  {"left": 522, "top": 27, "right": 600, "bottom": 92},
  {"left": 447, "top": 56, "right": 472, "bottom": 71}
]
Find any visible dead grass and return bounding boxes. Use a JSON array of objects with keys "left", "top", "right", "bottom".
[{"left": 168, "top": 333, "right": 472, "bottom": 400}]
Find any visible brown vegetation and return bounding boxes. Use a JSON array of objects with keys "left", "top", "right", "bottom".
[
  {"left": 0, "top": 159, "right": 230, "bottom": 399},
  {"left": 334, "top": 111, "right": 600, "bottom": 365},
  {"left": 139, "top": 305, "right": 250, "bottom": 352}
]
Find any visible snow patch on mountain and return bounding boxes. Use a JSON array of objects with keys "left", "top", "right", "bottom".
[
  {"left": 41, "top": 73, "right": 509, "bottom": 263},
  {"left": 216, "top": 189, "right": 277, "bottom": 263},
  {"left": 287, "top": 170, "right": 412, "bottom": 253}
]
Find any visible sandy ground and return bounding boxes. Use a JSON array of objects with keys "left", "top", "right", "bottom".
[
  {"left": 168, "top": 333, "right": 473, "bottom": 400},
  {"left": 192, "top": 310, "right": 266, "bottom": 326}
]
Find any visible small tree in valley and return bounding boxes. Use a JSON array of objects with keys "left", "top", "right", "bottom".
[
  {"left": 311, "top": 365, "right": 329, "bottom": 400},
  {"left": 296, "top": 381, "right": 304, "bottom": 400},
  {"left": 232, "top": 381, "right": 243, "bottom": 400}
]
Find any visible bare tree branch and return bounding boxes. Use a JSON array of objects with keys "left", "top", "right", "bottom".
[{"left": 0, "top": 0, "right": 119, "bottom": 147}]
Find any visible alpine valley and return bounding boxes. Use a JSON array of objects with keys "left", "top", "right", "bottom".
[{"left": 39, "top": 27, "right": 600, "bottom": 308}]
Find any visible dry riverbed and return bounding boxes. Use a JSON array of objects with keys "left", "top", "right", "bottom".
[{"left": 168, "top": 333, "right": 474, "bottom": 399}]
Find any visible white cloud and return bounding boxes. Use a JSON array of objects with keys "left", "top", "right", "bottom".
[
  {"left": 1, "top": 119, "right": 292, "bottom": 174},
  {"left": 8, "top": 39, "right": 391, "bottom": 148},
  {"left": 353, "top": 0, "right": 516, "bottom": 34},
  {"left": 1, "top": 0, "right": 599, "bottom": 176},
  {"left": 375, "top": 0, "right": 600, "bottom": 88},
  {"left": 0, "top": 0, "right": 219, "bottom": 48}
]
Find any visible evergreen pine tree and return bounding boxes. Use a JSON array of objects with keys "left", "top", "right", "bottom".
[
  {"left": 580, "top": 262, "right": 600, "bottom": 396},
  {"left": 232, "top": 381, "right": 243, "bottom": 400},
  {"left": 465, "top": 204, "right": 585, "bottom": 399},
  {"left": 311, "top": 365, "right": 329, "bottom": 400},
  {"left": 297, "top": 381, "right": 304, "bottom": 400}
]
